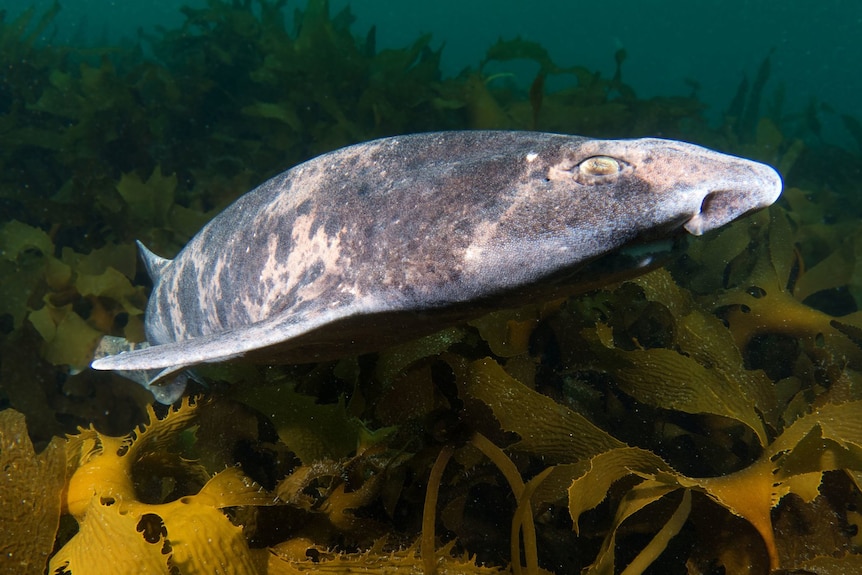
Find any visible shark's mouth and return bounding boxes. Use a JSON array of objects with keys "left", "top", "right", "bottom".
[
  {"left": 554, "top": 233, "right": 689, "bottom": 294},
  {"left": 619, "top": 237, "right": 679, "bottom": 267}
]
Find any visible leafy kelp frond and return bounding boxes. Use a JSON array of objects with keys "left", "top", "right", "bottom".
[
  {"left": 561, "top": 401, "right": 862, "bottom": 572},
  {"left": 588, "top": 269, "right": 777, "bottom": 446},
  {"left": 266, "top": 539, "right": 513, "bottom": 574},
  {"left": 0, "top": 409, "right": 66, "bottom": 575},
  {"left": 0, "top": 220, "right": 146, "bottom": 376},
  {"left": 456, "top": 356, "right": 624, "bottom": 463},
  {"left": 53, "top": 398, "right": 276, "bottom": 575}
]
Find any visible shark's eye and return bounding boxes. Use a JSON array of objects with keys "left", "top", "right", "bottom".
[{"left": 579, "top": 156, "right": 621, "bottom": 176}]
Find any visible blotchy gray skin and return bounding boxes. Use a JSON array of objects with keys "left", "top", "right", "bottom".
[{"left": 92, "top": 131, "right": 782, "bottom": 397}]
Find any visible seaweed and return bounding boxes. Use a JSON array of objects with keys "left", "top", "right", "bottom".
[
  {"left": 0, "top": 409, "right": 67, "bottom": 575},
  {"left": 51, "top": 399, "right": 276, "bottom": 574},
  {"left": 1, "top": 0, "right": 862, "bottom": 573},
  {"left": 726, "top": 50, "right": 774, "bottom": 144},
  {"left": 740, "top": 49, "right": 774, "bottom": 141}
]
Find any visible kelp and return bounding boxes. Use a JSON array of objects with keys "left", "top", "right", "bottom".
[
  {"left": 266, "top": 540, "right": 512, "bottom": 574},
  {"left": 558, "top": 401, "right": 862, "bottom": 572},
  {"left": 0, "top": 218, "right": 145, "bottom": 372},
  {"left": 45, "top": 398, "right": 278, "bottom": 574},
  {"left": 0, "top": 216, "right": 155, "bottom": 444},
  {"left": 237, "top": 382, "right": 365, "bottom": 465},
  {"left": 461, "top": 35, "right": 709, "bottom": 138},
  {"left": 681, "top": 203, "right": 862, "bottom": 381},
  {"left": 587, "top": 270, "right": 777, "bottom": 446},
  {"left": 0, "top": 409, "right": 67, "bottom": 575},
  {"left": 2, "top": 0, "right": 862, "bottom": 573},
  {"left": 444, "top": 270, "right": 862, "bottom": 571}
]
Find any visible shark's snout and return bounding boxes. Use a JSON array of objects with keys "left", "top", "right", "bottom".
[{"left": 683, "top": 162, "right": 783, "bottom": 236}]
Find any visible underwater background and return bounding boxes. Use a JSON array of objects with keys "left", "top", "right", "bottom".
[
  {"left": 7, "top": 0, "right": 862, "bottom": 140},
  {"left": 1, "top": 0, "right": 862, "bottom": 574}
]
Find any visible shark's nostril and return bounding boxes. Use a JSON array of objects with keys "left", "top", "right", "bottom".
[
  {"left": 699, "top": 190, "right": 723, "bottom": 216},
  {"left": 684, "top": 189, "right": 752, "bottom": 236}
]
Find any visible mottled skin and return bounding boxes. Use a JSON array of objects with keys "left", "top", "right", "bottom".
[{"left": 92, "top": 131, "right": 782, "bottom": 398}]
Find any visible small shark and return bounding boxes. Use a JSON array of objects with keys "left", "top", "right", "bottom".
[{"left": 91, "top": 131, "right": 782, "bottom": 403}]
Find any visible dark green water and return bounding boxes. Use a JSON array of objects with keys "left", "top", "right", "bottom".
[
  {"left": 5, "top": 0, "right": 860, "bottom": 141},
  {"left": 1, "top": 2, "right": 862, "bottom": 573}
]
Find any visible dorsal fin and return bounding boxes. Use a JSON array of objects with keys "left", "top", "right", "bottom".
[{"left": 136, "top": 240, "right": 171, "bottom": 281}]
